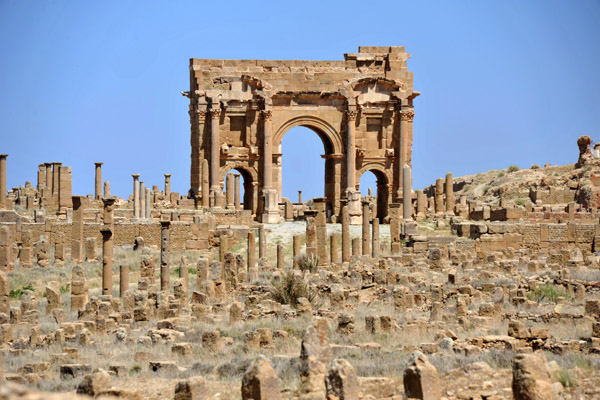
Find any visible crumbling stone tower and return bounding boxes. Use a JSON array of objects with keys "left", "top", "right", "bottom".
[{"left": 186, "top": 46, "right": 419, "bottom": 222}]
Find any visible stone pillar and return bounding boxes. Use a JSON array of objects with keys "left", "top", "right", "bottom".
[
  {"left": 20, "top": 231, "right": 33, "bottom": 268},
  {"left": 330, "top": 234, "right": 339, "bottom": 264},
  {"left": 71, "top": 196, "right": 84, "bottom": 263},
  {"left": 0, "top": 226, "right": 13, "bottom": 270},
  {"left": 160, "top": 221, "right": 170, "bottom": 292},
  {"left": 139, "top": 181, "right": 146, "bottom": 220},
  {"left": 0, "top": 155, "right": 7, "bottom": 210},
  {"left": 120, "top": 265, "right": 129, "bottom": 298},
  {"left": 445, "top": 172, "right": 455, "bottom": 214},
  {"left": 201, "top": 159, "right": 210, "bottom": 208},
  {"left": 94, "top": 163, "right": 103, "bottom": 200},
  {"left": 352, "top": 238, "right": 361, "bottom": 256},
  {"left": 37, "top": 164, "right": 46, "bottom": 191},
  {"left": 234, "top": 174, "right": 241, "bottom": 210},
  {"left": 372, "top": 218, "right": 380, "bottom": 259},
  {"left": 434, "top": 178, "right": 444, "bottom": 215},
  {"left": 298, "top": 191, "right": 302, "bottom": 204},
  {"left": 416, "top": 190, "right": 426, "bottom": 218},
  {"left": 403, "top": 164, "right": 412, "bottom": 220},
  {"left": 52, "top": 162, "right": 61, "bottom": 199},
  {"left": 247, "top": 231, "right": 256, "bottom": 281},
  {"left": 209, "top": 107, "right": 221, "bottom": 204},
  {"left": 362, "top": 200, "right": 371, "bottom": 257},
  {"left": 258, "top": 226, "right": 266, "bottom": 259},
  {"left": 104, "top": 181, "right": 111, "bottom": 199},
  {"left": 261, "top": 109, "right": 279, "bottom": 223},
  {"left": 397, "top": 108, "right": 414, "bottom": 200},
  {"left": 145, "top": 188, "right": 151, "bottom": 220},
  {"left": 58, "top": 166, "right": 72, "bottom": 210},
  {"left": 164, "top": 174, "right": 171, "bottom": 199},
  {"left": 293, "top": 235, "right": 301, "bottom": 268},
  {"left": 345, "top": 109, "right": 357, "bottom": 193},
  {"left": 276, "top": 244, "right": 284, "bottom": 269},
  {"left": 314, "top": 198, "right": 328, "bottom": 266},
  {"left": 44, "top": 163, "right": 53, "bottom": 199},
  {"left": 389, "top": 203, "right": 401, "bottom": 254},
  {"left": 101, "top": 198, "right": 115, "bottom": 296},
  {"left": 132, "top": 174, "right": 140, "bottom": 219},
  {"left": 226, "top": 173, "right": 234, "bottom": 210},
  {"left": 341, "top": 203, "right": 350, "bottom": 262}
]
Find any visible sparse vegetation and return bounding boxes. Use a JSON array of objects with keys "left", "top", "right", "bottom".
[
  {"left": 9, "top": 285, "right": 34, "bottom": 299},
  {"left": 527, "top": 284, "right": 569, "bottom": 303},
  {"left": 530, "top": 164, "right": 540, "bottom": 169},
  {"left": 295, "top": 253, "right": 318, "bottom": 273},
  {"left": 556, "top": 369, "right": 576, "bottom": 388},
  {"left": 270, "top": 271, "right": 316, "bottom": 307},
  {"left": 507, "top": 165, "right": 520, "bottom": 173},
  {"left": 514, "top": 198, "right": 526, "bottom": 206}
]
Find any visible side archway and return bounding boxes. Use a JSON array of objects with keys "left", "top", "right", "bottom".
[
  {"left": 220, "top": 163, "right": 258, "bottom": 214},
  {"left": 358, "top": 164, "right": 391, "bottom": 221}
]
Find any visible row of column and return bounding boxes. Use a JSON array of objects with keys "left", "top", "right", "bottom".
[{"left": 131, "top": 173, "right": 172, "bottom": 221}]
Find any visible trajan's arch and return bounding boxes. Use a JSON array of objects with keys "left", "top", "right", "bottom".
[{"left": 185, "top": 46, "right": 419, "bottom": 223}]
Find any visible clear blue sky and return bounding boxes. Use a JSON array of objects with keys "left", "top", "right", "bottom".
[{"left": 1, "top": 0, "right": 599, "bottom": 201}]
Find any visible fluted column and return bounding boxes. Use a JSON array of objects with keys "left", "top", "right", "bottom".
[
  {"left": 132, "top": 174, "right": 140, "bottom": 219},
  {"left": 209, "top": 107, "right": 222, "bottom": 203},
  {"left": 0, "top": 155, "right": 7, "bottom": 210},
  {"left": 397, "top": 108, "right": 414, "bottom": 200},
  {"left": 164, "top": 174, "right": 171, "bottom": 199},
  {"left": 94, "top": 162, "right": 103, "bottom": 200}
]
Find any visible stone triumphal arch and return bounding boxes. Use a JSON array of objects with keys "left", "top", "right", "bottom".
[{"left": 185, "top": 46, "right": 419, "bottom": 223}]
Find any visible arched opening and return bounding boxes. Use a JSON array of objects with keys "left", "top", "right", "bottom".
[
  {"left": 222, "top": 167, "right": 255, "bottom": 213},
  {"left": 359, "top": 169, "right": 389, "bottom": 222}
]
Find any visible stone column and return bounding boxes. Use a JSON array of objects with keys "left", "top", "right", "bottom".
[
  {"left": 304, "top": 210, "right": 317, "bottom": 257},
  {"left": 71, "top": 196, "right": 84, "bottom": 263},
  {"left": 416, "top": 190, "right": 426, "bottom": 218},
  {"left": 226, "top": 173, "right": 234, "bottom": 210},
  {"left": 372, "top": 218, "right": 380, "bottom": 259},
  {"left": 160, "top": 221, "right": 170, "bottom": 292},
  {"left": 104, "top": 181, "right": 111, "bottom": 199},
  {"left": 37, "top": 164, "right": 46, "bottom": 191},
  {"left": 247, "top": 231, "right": 256, "bottom": 281},
  {"left": 261, "top": 109, "right": 279, "bottom": 223},
  {"left": 389, "top": 203, "right": 401, "bottom": 254},
  {"left": 209, "top": 107, "right": 222, "bottom": 205},
  {"left": 403, "top": 164, "right": 412, "bottom": 220},
  {"left": 44, "top": 163, "right": 53, "bottom": 199},
  {"left": 434, "top": 178, "right": 444, "bottom": 215},
  {"left": 276, "top": 244, "right": 284, "bottom": 269},
  {"left": 314, "top": 198, "right": 328, "bottom": 266},
  {"left": 145, "top": 188, "right": 151, "bottom": 220},
  {"left": 202, "top": 159, "right": 210, "bottom": 208},
  {"left": 164, "top": 174, "right": 171, "bottom": 199},
  {"left": 362, "top": 200, "right": 371, "bottom": 257},
  {"left": 101, "top": 198, "right": 115, "bottom": 296},
  {"left": 0, "top": 226, "right": 13, "bottom": 270},
  {"left": 330, "top": 234, "right": 339, "bottom": 264},
  {"left": 352, "top": 238, "right": 361, "bottom": 256},
  {"left": 397, "top": 108, "right": 414, "bottom": 200},
  {"left": 298, "top": 191, "right": 302, "bottom": 204},
  {"left": 341, "top": 203, "right": 350, "bottom": 262},
  {"left": 132, "top": 174, "right": 140, "bottom": 219},
  {"left": 94, "top": 163, "right": 103, "bottom": 200},
  {"left": 58, "top": 166, "right": 72, "bottom": 210},
  {"left": 292, "top": 235, "right": 300, "bottom": 268},
  {"left": 0, "top": 155, "right": 6, "bottom": 210},
  {"left": 345, "top": 109, "right": 357, "bottom": 193},
  {"left": 445, "top": 172, "right": 455, "bottom": 214},
  {"left": 52, "top": 162, "right": 61, "bottom": 199},
  {"left": 234, "top": 174, "right": 241, "bottom": 210},
  {"left": 120, "top": 265, "right": 129, "bottom": 298},
  {"left": 258, "top": 226, "right": 266, "bottom": 259},
  {"left": 139, "top": 181, "right": 146, "bottom": 220}
]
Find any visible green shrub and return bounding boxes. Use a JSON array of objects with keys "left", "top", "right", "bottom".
[
  {"left": 129, "top": 364, "right": 142, "bottom": 375},
  {"left": 9, "top": 285, "right": 34, "bottom": 299},
  {"left": 483, "top": 186, "right": 491, "bottom": 195},
  {"left": 271, "top": 271, "right": 316, "bottom": 307},
  {"left": 507, "top": 165, "right": 520, "bottom": 173},
  {"left": 556, "top": 369, "right": 576, "bottom": 388},
  {"left": 527, "top": 284, "right": 569, "bottom": 303},
  {"left": 497, "top": 172, "right": 505, "bottom": 178},
  {"left": 515, "top": 198, "right": 526, "bottom": 206},
  {"left": 295, "top": 254, "right": 318, "bottom": 273},
  {"left": 60, "top": 284, "right": 70, "bottom": 294},
  {"left": 530, "top": 164, "right": 540, "bottom": 169}
]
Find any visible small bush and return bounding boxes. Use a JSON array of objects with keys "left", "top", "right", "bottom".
[
  {"left": 556, "top": 369, "right": 576, "bottom": 388},
  {"left": 515, "top": 198, "right": 526, "bottom": 206},
  {"left": 507, "top": 165, "right": 520, "bottom": 173},
  {"left": 527, "top": 284, "right": 569, "bottom": 303},
  {"left": 295, "top": 254, "right": 318, "bottom": 273},
  {"left": 9, "top": 285, "right": 34, "bottom": 299},
  {"left": 530, "top": 164, "right": 540, "bottom": 169},
  {"left": 271, "top": 271, "right": 316, "bottom": 307},
  {"left": 483, "top": 186, "right": 491, "bottom": 195},
  {"left": 497, "top": 172, "right": 505, "bottom": 178},
  {"left": 60, "top": 284, "right": 70, "bottom": 294},
  {"left": 129, "top": 364, "right": 142, "bottom": 376}
]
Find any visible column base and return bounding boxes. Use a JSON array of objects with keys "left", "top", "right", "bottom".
[{"left": 347, "top": 190, "right": 362, "bottom": 225}]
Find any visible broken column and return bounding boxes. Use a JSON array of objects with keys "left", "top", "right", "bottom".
[
  {"left": 305, "top": 210, "right": 317, "bottom": 257},
  {"left": 434, "top": 178, "right": 444, "bottom": 216},
  {"left": 298, "top": 190, "right": 302, "bottom": 204},
  {"left": 164, "top": 174, "right": 171, "bottom": 199},
  {"left": 20, "top": 230, "right": 33, "bottom": 269},
  {"left": 314, "top": 198, "right": 328, "bottom": 266},
  {"left": 293, "top": 235, "right": 301, "bottom": 269},
  {"left": 0, "top": 226, "right": 13, "bottom": 270},
  {"left": 145, "top": 188, "right": 151, "bottom": 220},
  {"left": 258, "top": 226, "right": 266, "bottom": 259},
  {"left": 389, "top": 203, "right": 401, "bottom": 254},
  {"left": 120, "top": 265, "right": 129, "bottom": 298},
  {"left": 160, "top": 221, "right": 170, "bottom": 292},
  {"left": 71, "top": 196, "right": 84, "bottom": 263},
  {"left": 0, "top": 154, "right": 7, "bottom": 209},
  {"left": 71, "top": 265, "right": 88, "bottom": 311},
  {"left": 104, "top": 181, "right": 110, "bottom": 199},
  {"left": 94, "top": 163, "right": 103, "bottom": 200},
  {"left": 402, "top": 164, "right": 412, "bottom": 220},
  {"left": 416, "top": 190, "right": 426, "bottom": 219},
  {"left": 330, "top": 234, "right": 339, "bottom": 264},
  {"left": 132, "top": 174, "right": 140, "bottom": 220},
  {"left": 201, "top": 159, "right": 210, "bottom": 208},
  {"left": 101, "top": 198, "right": 115, "bottom": 296},
  {"left": 445, "top": 172, "right": 455, "bottom": 215},
  {"left": 247, "top": 231, "right": 257, "bottom": 282},
  {"left": 276, "top": 244, "right": 284, "bottom": 270},
  {"left": 58, "top": 165, "right": 73, "bottom": 210},
  {"left": 85, "top": 237, "right": 97, "bottom": 262},
  {"left": 362, "top": 200, "right": 370, "bottom": 257},
  {"left": 372, "top": 218, "right": 380, "bottom": 259}
]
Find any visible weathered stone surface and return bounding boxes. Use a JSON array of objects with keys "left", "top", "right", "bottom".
[
  {"left": 512, "top": 353, "right": 556, "bottom": 400},
  {"left": 325, "top": 358, "right": 359, "bottom": 400},
  {"left": 403, "top": 352, "right": 440, "bottom": 400},
  {"left": 241, "top": 355, "right": 281, "bottom": 400}
]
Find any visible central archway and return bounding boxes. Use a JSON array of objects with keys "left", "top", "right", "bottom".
[{"left": 273, "top": 115, "right": 343, "bottom": 218}]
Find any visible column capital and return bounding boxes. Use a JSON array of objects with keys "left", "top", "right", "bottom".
[
  {"left": 95, "top": 162, "right": 103, "bottom": 166},
  {"left": 132, "top": 174, "right": 140, "bottom": 180},
  {"left": 164, "top": 174, "right": 171, "bottom": 178},
  {"left": 345, "top": 110, "right": 358, "bottom": 121},
  {"left": 399, "top": 109, "right": 415, "bottom": 122},
  {"left": 261, "top": 109, "right": 272, "bottom": 121},
  {"left": 196, "top": 109, "right": 207, "bottom": 121},
  {"left": 52, "top": 162, "right": 62, "bottom": 166},
  {"left": 0, "top": 154, "right": 7, "bottom": 159},
  {"left": 209, "top": 108, "right": 221, "bottom": 119}
]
